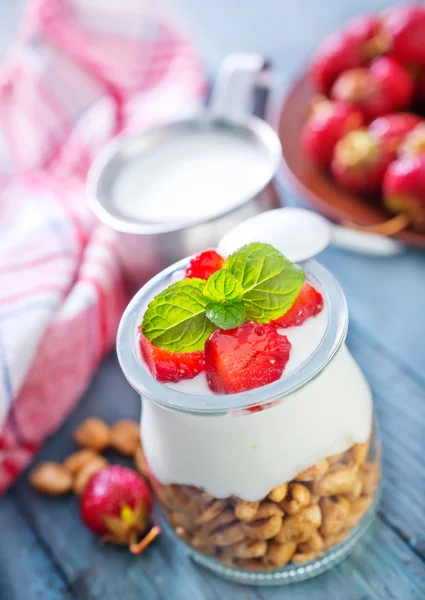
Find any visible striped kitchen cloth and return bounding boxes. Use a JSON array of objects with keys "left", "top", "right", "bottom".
[{"left": 0, "top": 0, "right": 204, "bottom": 493}]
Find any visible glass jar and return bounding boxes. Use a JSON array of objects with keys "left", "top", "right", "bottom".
[{"left": 117, "top": 258, "right": 381, "bottom": 585}]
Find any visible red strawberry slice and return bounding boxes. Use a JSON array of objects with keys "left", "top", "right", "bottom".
[
  {"left": 140, "top": 334, "right": 204, "bottom": 382},
  {"left": 272, "top": 283, "right": 324, "bottom": 328},
  {"left": 185, "top": 249, "right": 224, "bottom": 280},
  {"left": 205, "top": 322, "right": 291, "bottom": 394}
]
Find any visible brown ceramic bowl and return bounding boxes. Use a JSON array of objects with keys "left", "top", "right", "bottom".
[{"left": 276, "top": 72, "right": 425, "bottom": 248}]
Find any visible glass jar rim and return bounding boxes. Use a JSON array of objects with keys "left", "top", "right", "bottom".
[{"left": 116, "top": 257, "right": 348, "bottom": 415}]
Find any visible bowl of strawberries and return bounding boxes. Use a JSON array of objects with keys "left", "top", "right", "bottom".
[{"left": 277, "top": 4, "right": 425, "bottom": 246}]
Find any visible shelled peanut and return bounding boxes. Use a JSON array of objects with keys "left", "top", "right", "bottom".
[
  {"left": 155, "top": 438, "right": 380, "bottom": 571},
  {"left": 29, "top": 417, "right": 142, "bottom": 497}
]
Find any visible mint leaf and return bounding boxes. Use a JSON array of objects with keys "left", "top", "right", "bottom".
[
  {"left": 225, "top": 242, "right": 305, "bottom": 322},
  {"left": 203, "top": 270, "right": 243, "bottom": 304},
  {"left": 206, "top": 302, "right": 246, "bottom": 329},
  {"left": 141, "top": 279, "right": 215, "bottom": 352}
]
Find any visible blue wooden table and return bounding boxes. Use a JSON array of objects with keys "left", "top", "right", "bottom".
[{"left": 1, "top": 1, "right": 425, "bottom": 599}]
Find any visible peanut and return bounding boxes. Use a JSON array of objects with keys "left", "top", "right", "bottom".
[
  {"left": 280, "top": 483, "right": 311, "bottom": 515},
  {"left": 110, "top": 419, "right": 140, "bottom": 456},
  {"left": 238, "top": 558, "right": 270, "bottom": 571},
  {"left": 298, "top": 531, "right": 324, "bottom": 553},
  {"left": 196, "top": 500, "right": 227, "bottom": 525},
  {"left": 226, "top": 540, "right": 267, "bottom": 559},
  {"left": 344, "top": 479, "right": 363, "bottom": 502},
  {"left": 73, "top": 418, "right": 111, "bottom": 451},
  {"left": 210, "top": 523, "right": 246, "bottom": 547},
  {"left": 266, "top": 541, "right": 297, "bottom": 567},
  {"left": 359, "top": 462, "right": 380, "bottom": 497},
  {"left": 29, "top": 462, "right": 72, "bottom": 495},
  {"left": 327, "top": 451, "right": 351, "bottom": 467},
  {"left": 313, "top": 466, "right": 358, "bottom": 496},
  {"left": 352, "top": 438, "right": 370, "bottom": 466},
  {"left": 268, "top": 483, "right": 288, "bottom": 503},
  {"left": 201, "top": 509, "right": 236, "bottom": 536},
  {"left": 295, "top": 459, "right": 329, "bottom": 481},
  {"left": 292, "top": 550, "right": 322, "bottom": 564},
  {"left": 233, "top": 499, "right": 260, "bottom": 521},
  {"left": 72, "top": 455, "right": 108, "bottom": 495},
  {"left": 243, "top": 503, "right": 283, "bottom": 540},
  {"left": 323, "top": 528, "right": 349, "bottom": 550},
  {"left": 345, "top": 497, "right": 372, "bottom": 528},
  {"left": 134, "top": 445, "right": 149, "bottom": 478},
  {"left": 275, "top": 504, "right": 322, "bottom": 544},
  {"left": 319, "top": 496, "right": 350, "bottom": 536},
  {"left": 63, "top": 449, "right": 98, "bottom": 475}
]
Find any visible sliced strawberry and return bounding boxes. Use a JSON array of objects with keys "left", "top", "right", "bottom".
[
  {"left": 185, "top": 249, "right": 224, "bottom": 280},
  {"left": 140, "top": 334, "right": 204, "bottom": 383},
  {"left": 205, "top": 322, "right": 291, "bottom": 394},
  {"left": 272, "top": 283, "right": 324, "bottom": 328}
]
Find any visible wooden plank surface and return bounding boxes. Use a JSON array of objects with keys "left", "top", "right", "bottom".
[{"left": 1, "top": 0, "right": 425, "bottom": 599}]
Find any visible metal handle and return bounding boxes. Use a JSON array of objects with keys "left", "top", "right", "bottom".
[{"left": 209, "top": 53, "right": 272, "bottom": 121}]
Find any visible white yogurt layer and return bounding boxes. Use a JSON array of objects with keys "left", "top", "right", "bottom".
[{"left": 141, "top": 305, "right": 373, "bottom": 501}]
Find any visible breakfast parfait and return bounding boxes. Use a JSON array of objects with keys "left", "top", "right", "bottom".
[{"left": 117, "top": 238, "right": 380, "bottom": 584}]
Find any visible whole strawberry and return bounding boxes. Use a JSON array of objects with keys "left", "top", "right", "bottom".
[
  {"left": 331, "top": 128, "right": 392, "bottom": 194},
  {"left": 368, "top": 113, "right": 423, "bottom": 158},
  {"left": 331, "top": 56, "right": 414, "bottom": 121},
  {"left": 311, "top": 15, "right": 384, "bottom": 93},
  {"left": 399, "top": 123, "right": 425, "bottom": 157},
  {"left": 382, "top": 4, "right": 425, "bottom": 65},
  {"left": 383, "top": 154, "right": 425, "bottom": 228},
  {"left": 302, "top": 98, "right": 364, "bottom": 168},
  {"left": 81, "top": 465, "right": 160, "bottom": 553}
]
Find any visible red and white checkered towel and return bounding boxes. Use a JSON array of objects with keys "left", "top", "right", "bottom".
[{"left": 0, "top": 0, "right": 204, "bottom": 493}]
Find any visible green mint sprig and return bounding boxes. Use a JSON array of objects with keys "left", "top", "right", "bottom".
[{"left": 141, "top": 242, "right": 305, "bottom": 352}]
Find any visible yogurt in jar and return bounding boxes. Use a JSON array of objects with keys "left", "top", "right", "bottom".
[{"left": 140, "top": 273, "right": 373, "bottom": 501}]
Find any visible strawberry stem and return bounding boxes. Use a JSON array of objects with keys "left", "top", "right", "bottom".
[
  {"left": 130, "top": 525, "right": 161, "bottom": 555},
  {"left": 344, "top": 213, "right": 410, "bottom": 236}
]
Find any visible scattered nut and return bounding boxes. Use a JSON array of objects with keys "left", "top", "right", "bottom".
[
  {"left": 295, "top": 459, "right": 329, "bottom": 481},
  {"left": 280, "top": 483, "right": 311, "bottom": 515},
  {"left": 72, "top": 456, "right": 108, "bottom": 495},
  {"left": 233, "top": 499, "right": 260, "bottom": 521},
  {"left": 110, "top": 419, "right": 140, "bottom": 456},
  {"left": 29, "top": 462, "right": 72, "bottom": 496},
  {"left": 268, "top": 483, "right": 288, "bottom": 503},
  {"left": 73, "top": 418, "right": 111, "bottom": 451},
  {"left": 266, "top": 541, "right": 297, "bottom": 567},
  {"left": 63, "top": 449, "right": 99, "bottom": 475},
  {"left": 319, "top": 496, "right": 350, "bottom": 536}
]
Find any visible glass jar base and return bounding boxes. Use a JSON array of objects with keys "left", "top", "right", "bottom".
[{"left": 170, "top": 487, "right": 380, "bottom": 586}]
